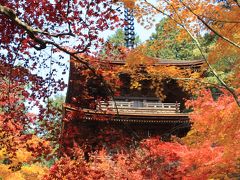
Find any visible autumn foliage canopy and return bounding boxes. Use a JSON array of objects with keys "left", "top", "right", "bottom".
[{"left": 0, "top": 0, "right": 240, "bottom": 179}]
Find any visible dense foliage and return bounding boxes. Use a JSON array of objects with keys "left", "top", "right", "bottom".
[
  {"left": 145, "top": 18, "right": 200, "bottom": 60},
  {"left": 0, "top": 0, "right": 240, "bottom": 179}
]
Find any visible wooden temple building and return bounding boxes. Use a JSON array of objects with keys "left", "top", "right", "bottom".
[
  {"left": 61, "top": 7, "right": 204, "bottom": 152},
  {"left": 62, "top": 58, "right": 204, "bottom": 152}
]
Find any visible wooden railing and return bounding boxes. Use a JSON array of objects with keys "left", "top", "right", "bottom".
[{"left": 97, "top": 101, "right": 180, "bottom": 114}]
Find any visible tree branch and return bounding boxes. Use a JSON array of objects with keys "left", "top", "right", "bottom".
[
  {"left": 233, "top": 0, "right": 240, "bottom": 8},
  {"left": 144, "top": 0, "right": 240, "bottom": 107},
  {"left": 0, "top": 4, "right": 75, "bottom": 50},
  {"left": 173, "top": 77, "right": 230, "bottom": 89},
  {"left": 199, "top": 15, "right": 240, "bottom": 24},
  {"left": 180, "top": 0, "right": 240, "bottom": 49}
]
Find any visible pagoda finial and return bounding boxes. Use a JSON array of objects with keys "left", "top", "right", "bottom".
[{"left": 124, "top": 8, "right": 135, "bottom": 48}]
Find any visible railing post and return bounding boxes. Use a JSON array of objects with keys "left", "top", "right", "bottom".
[{"left": 175, "top": 101, "right": 179, "bottom": 113}]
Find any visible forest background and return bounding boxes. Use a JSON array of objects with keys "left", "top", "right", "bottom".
[{"left": 0, "top": 0, "right": 240, "bottom": 179}]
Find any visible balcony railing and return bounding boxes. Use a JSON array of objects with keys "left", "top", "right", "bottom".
[{"left": 97, "top": 101, "right": 180, "bottom": 114}]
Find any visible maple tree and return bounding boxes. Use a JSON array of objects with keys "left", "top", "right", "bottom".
[
  {"left": 0, "top": 63, "right": 53, "bottom": 176},
  {"left": 134, "top": 0, "right": 240, "bottom": 106},
  {"left": 0, "top": 0, "right": 123, "bottom": 111},
  {"left": 111, "top": 47, "right": 202, "bottom": 105},
  {"left": 1, "top": 0, "right": 240, "bottom": 179},
  {"left": 0, "top": 0, "right": 123, "bottom": 175},
  {"left": 46, "top": 89, "right": 240, "bottom": 179}
]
